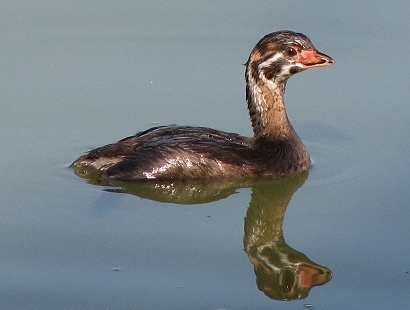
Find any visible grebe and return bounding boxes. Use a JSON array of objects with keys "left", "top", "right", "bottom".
[{"left": 72, "top": 30, "right": 334, "bottom": 180}]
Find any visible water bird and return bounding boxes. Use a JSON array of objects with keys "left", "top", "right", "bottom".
[{"left": 72, "top": 30, "right": 334, "bottom": 180}]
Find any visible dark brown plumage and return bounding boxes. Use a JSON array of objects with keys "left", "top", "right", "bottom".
[{"left": 72, "top": 30, "right": 334, "bottom": 181}]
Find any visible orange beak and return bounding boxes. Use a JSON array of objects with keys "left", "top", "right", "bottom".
[{"left": 297, "top": 50, "right": 334, "bottom": 68}]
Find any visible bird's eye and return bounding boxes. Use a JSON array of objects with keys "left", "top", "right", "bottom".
[{"left": 285, "top": 47, "right": 297, "bottom": 57}]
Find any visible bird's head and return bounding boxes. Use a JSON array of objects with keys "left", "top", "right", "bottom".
[{"left": 246, "top": 30, "right": 334, "bottom": 84}]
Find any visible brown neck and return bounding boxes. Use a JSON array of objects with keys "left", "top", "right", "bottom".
[{"left": 245, "top": 66, "right": 298, "bottom": 141}]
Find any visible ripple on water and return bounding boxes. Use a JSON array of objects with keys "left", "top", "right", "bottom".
[{"left": 305, "top": 141, "right": 362, "bottom": 188}]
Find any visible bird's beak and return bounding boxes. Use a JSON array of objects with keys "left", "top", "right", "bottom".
[{"left": 297, "top": 50, "right": 334, "bottom": 68}]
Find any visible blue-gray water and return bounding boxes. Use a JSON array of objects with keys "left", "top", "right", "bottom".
[{"left": 1, "top": 1, "right": 409, "bottom": 309}]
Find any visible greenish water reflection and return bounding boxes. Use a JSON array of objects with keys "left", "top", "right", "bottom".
[
  {"left": 73, "top": 170, "right": 332, "bottom": 301},
  {"left": 243, "top": 174, "right": 331, "bottom": 300}
]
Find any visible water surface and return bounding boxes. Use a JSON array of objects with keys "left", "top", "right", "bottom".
[{"left": 1, "top": 1, "right": 409, "bottom": 309}]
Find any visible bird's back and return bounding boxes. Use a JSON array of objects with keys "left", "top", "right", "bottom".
[
  {"left": 72, "top": 125, "right": 257, "bottom": 180},
  {"left": 72, "top": 125, "right": 310, "bottom": 180}
]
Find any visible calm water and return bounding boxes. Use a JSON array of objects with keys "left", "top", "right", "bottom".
[{"left": 1, "top": 1, "right": 409, "bottom": 309}]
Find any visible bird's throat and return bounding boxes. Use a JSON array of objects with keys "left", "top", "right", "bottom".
[{"left": 246, "top": 79, "right": 294, "bottom": 140}]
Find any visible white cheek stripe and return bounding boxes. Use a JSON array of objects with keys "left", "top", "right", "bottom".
[
  {"left": 258, "top": 52, "right": 283, "bottom": 70},
  {"left": 257, "top": 52, "right": 303, "bottom": 83}
]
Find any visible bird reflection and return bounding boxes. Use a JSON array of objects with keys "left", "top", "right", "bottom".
[
  {"left": 73, "top": 167, "right": 332, "bottom": 300},
  {"left": 243, "top": 173, "right": 332, "bottom": 300}
]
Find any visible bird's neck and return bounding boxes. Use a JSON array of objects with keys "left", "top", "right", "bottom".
[{"left": 245, "top": 69, "right": 296, "bottom": 141}]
